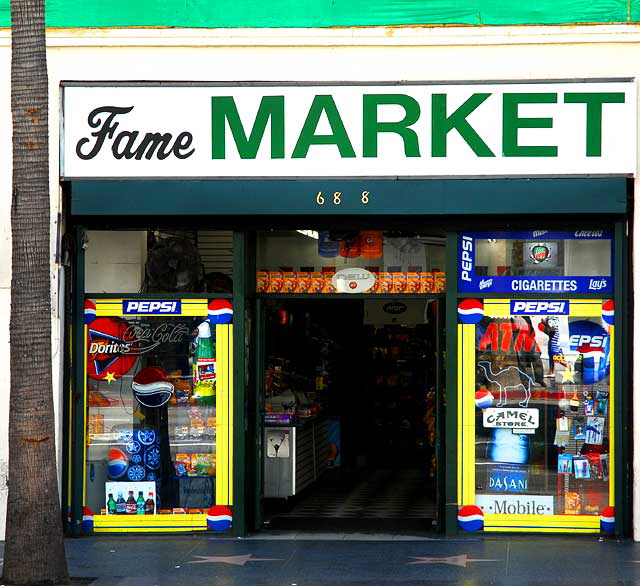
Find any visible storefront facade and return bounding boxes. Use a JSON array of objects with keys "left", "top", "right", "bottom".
[
  {"left": 58, "top": 78, "right": 633, "bottom": 536},
  {"left": 1, "top": 23, "right": 639, "bottom": 540}
]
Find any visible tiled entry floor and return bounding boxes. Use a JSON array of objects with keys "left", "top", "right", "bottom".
[{"left": 265, "top": 468, "right": 436, "bottom": 531}]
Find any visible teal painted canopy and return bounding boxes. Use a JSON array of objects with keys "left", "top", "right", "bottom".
[{"left": 0, "top": 0, "right": 637, "bottom": 28}]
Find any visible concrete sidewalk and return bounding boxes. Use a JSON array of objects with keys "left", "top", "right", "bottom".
[{"left": 3, "top": 532, "right": 640, "bottom": 585}]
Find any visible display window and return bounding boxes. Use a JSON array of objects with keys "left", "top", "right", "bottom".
[
  {"left": 457, "top": 298, "right": 614, "bottom": 533},
  {"left": 458, "top": 231, "right": 612, "bottom": 294},
  {"left": 82, "top": 297, "right": 234, "bottom": 532},
  {"left": 256, "top": 230, "right": 446, "bottom": 294}
]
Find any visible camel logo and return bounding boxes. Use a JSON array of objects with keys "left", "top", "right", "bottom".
[
  {"left": 477, "top": 361, "right": 534, "bottom": 408},
  {"left": 529, "top": 243, "right": 551, "bottom": 264}
]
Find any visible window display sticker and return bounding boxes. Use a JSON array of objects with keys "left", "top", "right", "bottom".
[
  {"left": 458, "top": 231, "right": 612, "bottom": 294},
  {"left": 585, "top": 417, "right": 605, "bottom": 445},
  {"left": 573, "top": 416, "right": 586, "bottom": 440},
  {"left": 105, "top": 481, "right": 156, "bottom": 515},
  {"left": 554, "top": 417, "right": 570, "bottom": 448},
  {"left": 487, "top": 464, "right": 528, "bottom": 493},
  {"left": 482, "top": 408, "right": 539, "bottom": 429},
  {"left": 476, "top": 362, "right": 533, "bottom": 408},
  {"left": 476, "top": 494, "right": 554, "bottom": 515},
  {"left": 573, "top": 457, "right": 591, "bottom": 479},
  {"left": 558, "top": 454, "right": 573, "bottom": 474},
  {"left": 266, "top": 430, "right": 290, "bottom": 458}
]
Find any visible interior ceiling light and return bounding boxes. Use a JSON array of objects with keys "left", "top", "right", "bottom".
[{"left": 296, "top": 230, "right": 319, "bottom": 239}]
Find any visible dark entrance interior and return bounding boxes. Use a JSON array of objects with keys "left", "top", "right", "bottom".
[{"left": 261, "top": 298, "right": 441, "bottom": 532}]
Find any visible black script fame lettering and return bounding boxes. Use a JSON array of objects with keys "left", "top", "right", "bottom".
[{"left": 75, "top": 106, "right": 195, "bottom": 161}]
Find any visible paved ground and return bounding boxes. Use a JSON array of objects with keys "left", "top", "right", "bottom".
[{"left": 4, "top": 531, "right": 640, "bottom": 585}]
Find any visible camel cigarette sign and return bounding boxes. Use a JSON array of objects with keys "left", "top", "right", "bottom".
[
  {"left": 482, "top": 408, "right": 539, "bottom": 429},
  {"left": 60, "top": 81, "right": 635, "bottom": 178}
]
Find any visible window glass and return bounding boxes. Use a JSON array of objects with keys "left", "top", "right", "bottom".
[
  {"left": 474, "top": 237, "right": 611, "bottom": 277},
  {"left": 85, "top": 303, "right": 221, "bottom": 518},
  {"left": 473, "top": 303, "right": 612, "bottom": 519},
  {"left": 257, "top": 229, "right": 446, "bottom": 293}
]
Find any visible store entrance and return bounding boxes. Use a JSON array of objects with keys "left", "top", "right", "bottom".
[{"left": 260, "top": 298, "right": 442, "bottom": 532}]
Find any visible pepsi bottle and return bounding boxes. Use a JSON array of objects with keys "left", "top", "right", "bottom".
[{"left": 116, "top": 492, "right": 126, "bottom": 514}]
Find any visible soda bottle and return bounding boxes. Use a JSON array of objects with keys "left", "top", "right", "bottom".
[
  {"left": 107, "top": 493, "right": 117, "bottom": 515},
  {"left": 125, "top": 490, "right": 137, "bottom": 514},
  {"left": 144, "top": 492, "right": 155, "bottom": 515},
  {"left": 116, "top": 492, "right": 126, "bottom": 514},
  {"left": 136, "top": 491, "right": 145, "bottom": 515}
]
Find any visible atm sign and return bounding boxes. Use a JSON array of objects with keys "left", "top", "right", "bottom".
[
  {"left": 510, "top": 300, "right": 569, "bottom": 315},
  {"left": 123, "top": 300, "right": 182, "bottom": 314}
]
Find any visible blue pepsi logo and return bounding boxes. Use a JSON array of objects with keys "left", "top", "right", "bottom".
[
  {"left": 123, "top": 300, "right": 181, "bottom": 314},
  {"left": 510, "top": 300, "right": 569, "bottom": 315}
]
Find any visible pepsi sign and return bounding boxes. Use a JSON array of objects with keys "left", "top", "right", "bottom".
[
  {"left": 510, "top": 300, "right": 569, "bottom": 315},
  {"left": 123, "top": 300, "right": 182, "bottom": 314}
]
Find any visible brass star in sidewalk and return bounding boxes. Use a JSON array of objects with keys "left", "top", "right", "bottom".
[
  {"left": 408, "top": 555, "right": 501, "bottom": 567},
  {"left": 188, "top": 554, "right": 282, "bottom": 566}
]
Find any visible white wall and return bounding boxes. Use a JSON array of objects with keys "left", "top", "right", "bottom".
[
  {"left": 85, "top": 231, "right": 146, "bottom": 293},
  {"left": 0, "top": 23, "right": 638, "bottom": 539}
]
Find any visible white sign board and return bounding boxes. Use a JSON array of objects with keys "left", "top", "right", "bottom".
[
  {"left": 476, "top": 494, "right": 554, "bottom": 515},
  {"left": 61, "top": 82, "right": 636, "bottom": 178},
  {"left": 483, "top": 408, "right": 539, "bottom": 429}
]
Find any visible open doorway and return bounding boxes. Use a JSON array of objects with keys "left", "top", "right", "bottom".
[{"left": 260, "top": 298, "right": 442, "bottom": 532}]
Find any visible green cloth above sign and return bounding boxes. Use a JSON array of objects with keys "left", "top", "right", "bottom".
[{"left": 0, "top": 0, "right": 637, "bottom": 28}]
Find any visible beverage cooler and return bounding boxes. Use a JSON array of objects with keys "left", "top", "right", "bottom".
[
  {"left": 82, "top": 298, "right": 234, "bottom": 532},
  {"left": 455, "top": 231, "right": 615, "bottom": 534}
]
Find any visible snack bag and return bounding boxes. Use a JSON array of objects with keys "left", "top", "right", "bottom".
[
  {"left": 282, "top": 272, "right": 296, "bottom": 293},
  {"left": 268, "top": 272, "right": 283, "bottom": 293},
  {"left": 433, "top": 271, "right": 446, "bottom": 292},
  {"left": 378, "top": 273, "right": 393, "bottom": 294},
  {"left": 295, "top": 272, "right": 310, "bottom": 293},
  {"left": 322, "top": 271, "right": 337, "bottom": 294},
  {"left": 196, "top": 453, "right": 216, "bottom": 476},
  {"left": 407, "top": 272, "right": 420, "bottom": 293},
  {"left": 309, "top": 272, "right": 324, "bottom": 294},
  {"left": 256, "top": 272, "right": 269, "bottom": 293},
  {"left": 392, "top": 273, "right": 407, "bottom": 294},
  {"left": 175, "top": 453, "right": 193, "bottom": 477},
  {"left": 420, "top": 272, "right": 434, "bottom": 293}
]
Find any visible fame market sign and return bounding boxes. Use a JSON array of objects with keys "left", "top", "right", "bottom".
[{"left": 61, "top": 82, "right": 635, "bottom": 178}]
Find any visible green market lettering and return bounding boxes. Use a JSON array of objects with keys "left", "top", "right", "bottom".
[{"left": 211, "top": 92, "right": 625, "bottom": 160}]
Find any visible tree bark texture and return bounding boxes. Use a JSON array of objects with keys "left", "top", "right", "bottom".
[{"left": 4, "top": 0, "right": 69, "bottom": 583}]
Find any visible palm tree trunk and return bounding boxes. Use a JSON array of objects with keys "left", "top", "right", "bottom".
[{"left": 3, "top": 0, "right": 69, "bottom": 583}]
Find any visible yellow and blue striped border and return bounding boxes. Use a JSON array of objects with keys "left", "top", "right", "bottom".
[
  {"left": 458, "top": 298, "right": 612, "bottom": 533},
  {"left": 84, "top": 298, "right": 234, "bottom": 532},
  {"left": 94, "top": 299, "right": 210, "bottom": 317}
]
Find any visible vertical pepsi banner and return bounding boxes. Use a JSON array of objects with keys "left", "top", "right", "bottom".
[
  {"left": 457, "top": 298, "right": 614, "bottom": 534},
  {"left": 458, "top": 231, "right": 613, "bottom": 294},
  {"left": 83, "top": 298, "right": 234, "bottom": 533}
]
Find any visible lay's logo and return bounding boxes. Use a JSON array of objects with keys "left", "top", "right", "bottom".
[
  {"left": 123, "top": 300, "right": 181, "bottom": 314},
  {"left": 510, "top": 300, "right": 569, "bottom": 315}
]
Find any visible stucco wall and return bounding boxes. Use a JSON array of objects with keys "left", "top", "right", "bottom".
[{"left": 0, "top": 23, "right": 637, "bottom": 539}]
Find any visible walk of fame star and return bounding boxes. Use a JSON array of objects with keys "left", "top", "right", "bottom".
[
  {"left": 187, "top": 554, "right": 282, "bottom": 566},
  {"left": 408, "top": 554, "right": 501, "bottom": 567}
]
